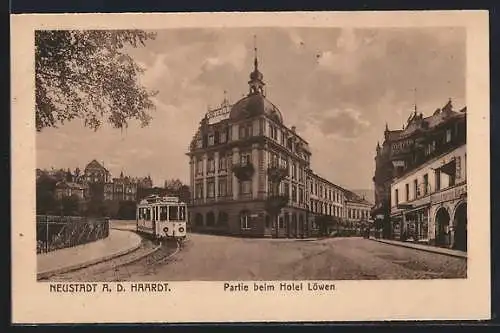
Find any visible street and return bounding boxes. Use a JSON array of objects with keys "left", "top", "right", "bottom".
[{"left": 64, "top": 230, "right": 466, "bottom": 281}]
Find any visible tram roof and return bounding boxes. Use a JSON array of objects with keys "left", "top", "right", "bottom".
[{"left": 138, "top": 195, "right": 186, "bottom": 205}]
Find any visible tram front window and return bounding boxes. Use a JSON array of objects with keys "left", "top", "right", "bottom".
[
  {"left": 179, "top": 206, "right": 186, "bottom": 220},
  {"left": 159, "top": 206, "right": 168, "bottom": 221},
  {"left": 169, "top": 206, "right": 179, "bottom": 221}
]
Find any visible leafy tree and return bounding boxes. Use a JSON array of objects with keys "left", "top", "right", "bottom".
[
  {"left": 35, "top": 30, "right": 158, "bottom": 132},
  {"left": 36, "top": 173, "right": 58, "bottom": 214}
]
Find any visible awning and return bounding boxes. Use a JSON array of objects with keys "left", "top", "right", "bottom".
[{"left": 438, "top": 157, "right": 456, "bottom": 176}]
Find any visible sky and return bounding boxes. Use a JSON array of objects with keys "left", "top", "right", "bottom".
[{"left": 36, "top": 27, "right": 466, "bottom": 190}]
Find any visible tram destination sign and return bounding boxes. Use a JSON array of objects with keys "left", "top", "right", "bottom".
[{"left": 430, "top": 183, "right": 467, "bottom": 204}]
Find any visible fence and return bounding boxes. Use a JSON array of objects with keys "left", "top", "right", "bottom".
[{"left": 36, "top": 215, "right": 109, "bottom": 254}]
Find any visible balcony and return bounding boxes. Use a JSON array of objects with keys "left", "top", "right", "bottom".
[
  {"left": 267, "top": 164, "right": 288, "bottom": 182},
  {"left": 265, "top": 194, "right": 289, "bottom": 215},
  {"left": 232, "top": 163, "right": 255, "bottom": 181}
]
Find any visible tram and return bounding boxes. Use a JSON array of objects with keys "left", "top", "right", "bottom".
[{"left": 136, "top": 195, "right": 188, "bottom": 241}]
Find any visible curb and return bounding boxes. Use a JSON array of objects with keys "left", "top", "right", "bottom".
[
  {"left": 37, "top": 237, "right": 142, "bottom": 280},
  {"left": 369, "top": 238, "right": 467, "bottom": 259}
]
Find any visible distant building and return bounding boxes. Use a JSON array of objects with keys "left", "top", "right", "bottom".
[
  {"left": 344, "top": 190, "right": 372, "bottom": 228},
  {"left": 83, "top": 159, "right": 111, "bottom": 184},
  {"left": 54, "top": 181, "right": 85, "bottom": 200},
  {"left": 308, "top": 172, "right": 346, "bottom": 231}
]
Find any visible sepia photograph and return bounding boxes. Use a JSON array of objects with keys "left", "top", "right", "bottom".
[{"left": 11, "top": 11, "right": 490, "bottom": 323}]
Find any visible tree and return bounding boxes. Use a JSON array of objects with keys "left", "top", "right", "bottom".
[
  {"left": 35, "top": 30, "right": 158, "bottom": 132},
  {"left": 65, "top": 168, "right": 73, "bottom": 182},
  {"left": 61, "top": 194, "right": 80, "bottom": 216},
  {"left": 36, "top": 173, "right": 58, "bottom": 214}
]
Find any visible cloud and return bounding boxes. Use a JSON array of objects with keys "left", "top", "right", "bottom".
[
  {"left": 37, "top": 27, "right": 466, "bottom": 190},
  {"left": 306, "top": 108, "right": 370, "bottom": 142}
]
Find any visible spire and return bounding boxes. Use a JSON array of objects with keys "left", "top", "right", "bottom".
[
  {"left": 253, "top": 34, "right": 258, "bottom": 71},
  {"left": 413, "top": 87, "right": 418, "bottom": 115},
  {"left": 385, "top": 123, "right": 389, "bottom": 132},
  {"left": 248, "top": 35, "right": 265, "bottom": 96}
]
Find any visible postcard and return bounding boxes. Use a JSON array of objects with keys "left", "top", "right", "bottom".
[{"left": 11, "top": 10, "right": 490, "bottom": 323}]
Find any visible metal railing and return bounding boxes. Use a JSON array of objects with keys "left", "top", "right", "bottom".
[{"left": 36, "top": 215, "right": 109, "bottom": 254}]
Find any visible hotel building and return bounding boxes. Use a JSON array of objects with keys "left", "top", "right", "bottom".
[{"left": 187, "top": 49, "right": 369, "bottom": 238}]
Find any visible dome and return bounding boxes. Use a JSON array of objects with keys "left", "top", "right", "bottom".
[{"left": 229, "top": 94, "right": 283, "bottom": 124}]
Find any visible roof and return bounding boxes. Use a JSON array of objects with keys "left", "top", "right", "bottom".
[
  {"left": 55, "top": 181, "right": 85, "bottom": 190},
  {"left": 384, "top": 100, "right": 466, "bottom": 142},
  {"left": 84, "top": 159, "right": 109, "bottom": 172},
  {"left": 229, "top": 93, "right": 283, "bottom": 124}
]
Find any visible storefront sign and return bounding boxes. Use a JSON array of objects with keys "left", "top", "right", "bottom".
[{"left": 431, "top": 183, "right": 467, "bottom": 204}]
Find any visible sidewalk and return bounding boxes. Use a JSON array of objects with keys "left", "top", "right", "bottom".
[
  {"left": 369, "top": 237, "right": 467, "bottom": 259},
  {"left": 37, "top": 229, "right": 142, "bottom": 279}
]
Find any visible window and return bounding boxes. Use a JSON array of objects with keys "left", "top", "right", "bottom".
[
  {"left": 283, "top": 182, "right": 290, "bottom": 197},
  {"left": 159, "top": 206, "right": 168, "bottom": 221},
  {"left": 292, "top": 164, "right": 297, "bottom": 180},
  {"left": 259, "top": 118, "right": 265, "bottom": 135},
  {"left": 395, "top": 189, "right": 399, "bottom": 206},
  {"left": 196, "top": 159, "right": 203, "bottom": 175},
  {"left": 246, "top": 123, "right": 253, "bottom": 137},
  {"left": 240, "top": 212, "right": 251, "bottom": 230},
  {"left": 196, "top": 182, "right": 204, "bottom": 199},
  {"left": 179, "top": 206, "right": 186, "bottom": 220},
  {"left": 208, "top": 133, "right": 215, "bottom": 146},
  {"left": 220, "top": 131, "right": 227, "bottom": 143},
  {"left": 168, "top": 206, "right": 179, "bottom": 221},
  {"left": 423, "top": 174, "right": 429, "bottom": 194},
  {"left": 207, "top": 181, "right": 215, "bottom": 198},
  {"left": 435, "top": 170, "right": 441, "bottom": 191},
  {"left": 414, "top": 179, "right": 418, "bottom": 199},
  {"left": 446, "top": 129, "right": 452, "bottom": 143},
  {"left": 207, "top": 158, "right": 215, "bottom": 174},
  {"left": 281, "top": 131, "right": 285, "bottom": 145},
  {"left": 292, "top": 185, "right": 297, "bottom": 203},
  {"left": 299, "top": 188, "right": 304, "bottom": 203},
  {"left": 405, "top": 184, "right": 409, "bottom": 202},
  {"left": 219, "top": 156, "right": 226, "bottom": 171},
  {"left": 240, "top": 180, "right": 252, "bottom": 194},
  {"left": 218, "top": 178, "right": 227, "bottom": 197}
]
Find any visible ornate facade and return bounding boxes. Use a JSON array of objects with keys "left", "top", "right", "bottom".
[
  {"left": 187, "top": 47, "right": 365, "bottom": 238},
  {"left": 372, "top": 100, "right": 467, "bottom": 250}
]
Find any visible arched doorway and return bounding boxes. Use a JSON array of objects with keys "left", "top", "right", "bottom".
[
  {"left": 453, "top": 202, "right": 467, "bottom": 251},
  {"left": 206, "top": 211, "right": 215, "bottom": 227},
  {"left": 435, "top": 207, "right": 450, "bottom": 247},
  {"left": 195, "top": 213, "right": 203, "bottom": 227},
  {"left": 217, "top": 211, "right": 228, "bottom": 226}
]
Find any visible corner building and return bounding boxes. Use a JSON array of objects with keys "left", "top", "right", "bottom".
[{"left": 186, "top": 52, "right": 336, "bottom": 238}]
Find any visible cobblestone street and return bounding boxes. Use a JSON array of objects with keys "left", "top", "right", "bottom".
[{"left": 70, "top": 232, "right": 466, "bottom": 281}]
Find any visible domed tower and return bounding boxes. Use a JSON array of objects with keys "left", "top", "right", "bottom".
[{"left": 248, "top": 37, "right": 266, "bottom": 96}]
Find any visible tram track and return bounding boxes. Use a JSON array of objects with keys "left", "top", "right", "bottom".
[{"left": 49, "top": 236, "right": 182, "bottom": 281}]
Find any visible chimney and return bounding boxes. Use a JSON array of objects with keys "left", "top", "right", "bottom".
[{"left": 291, "top": 126, "right": 296, "bottom": 133}]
